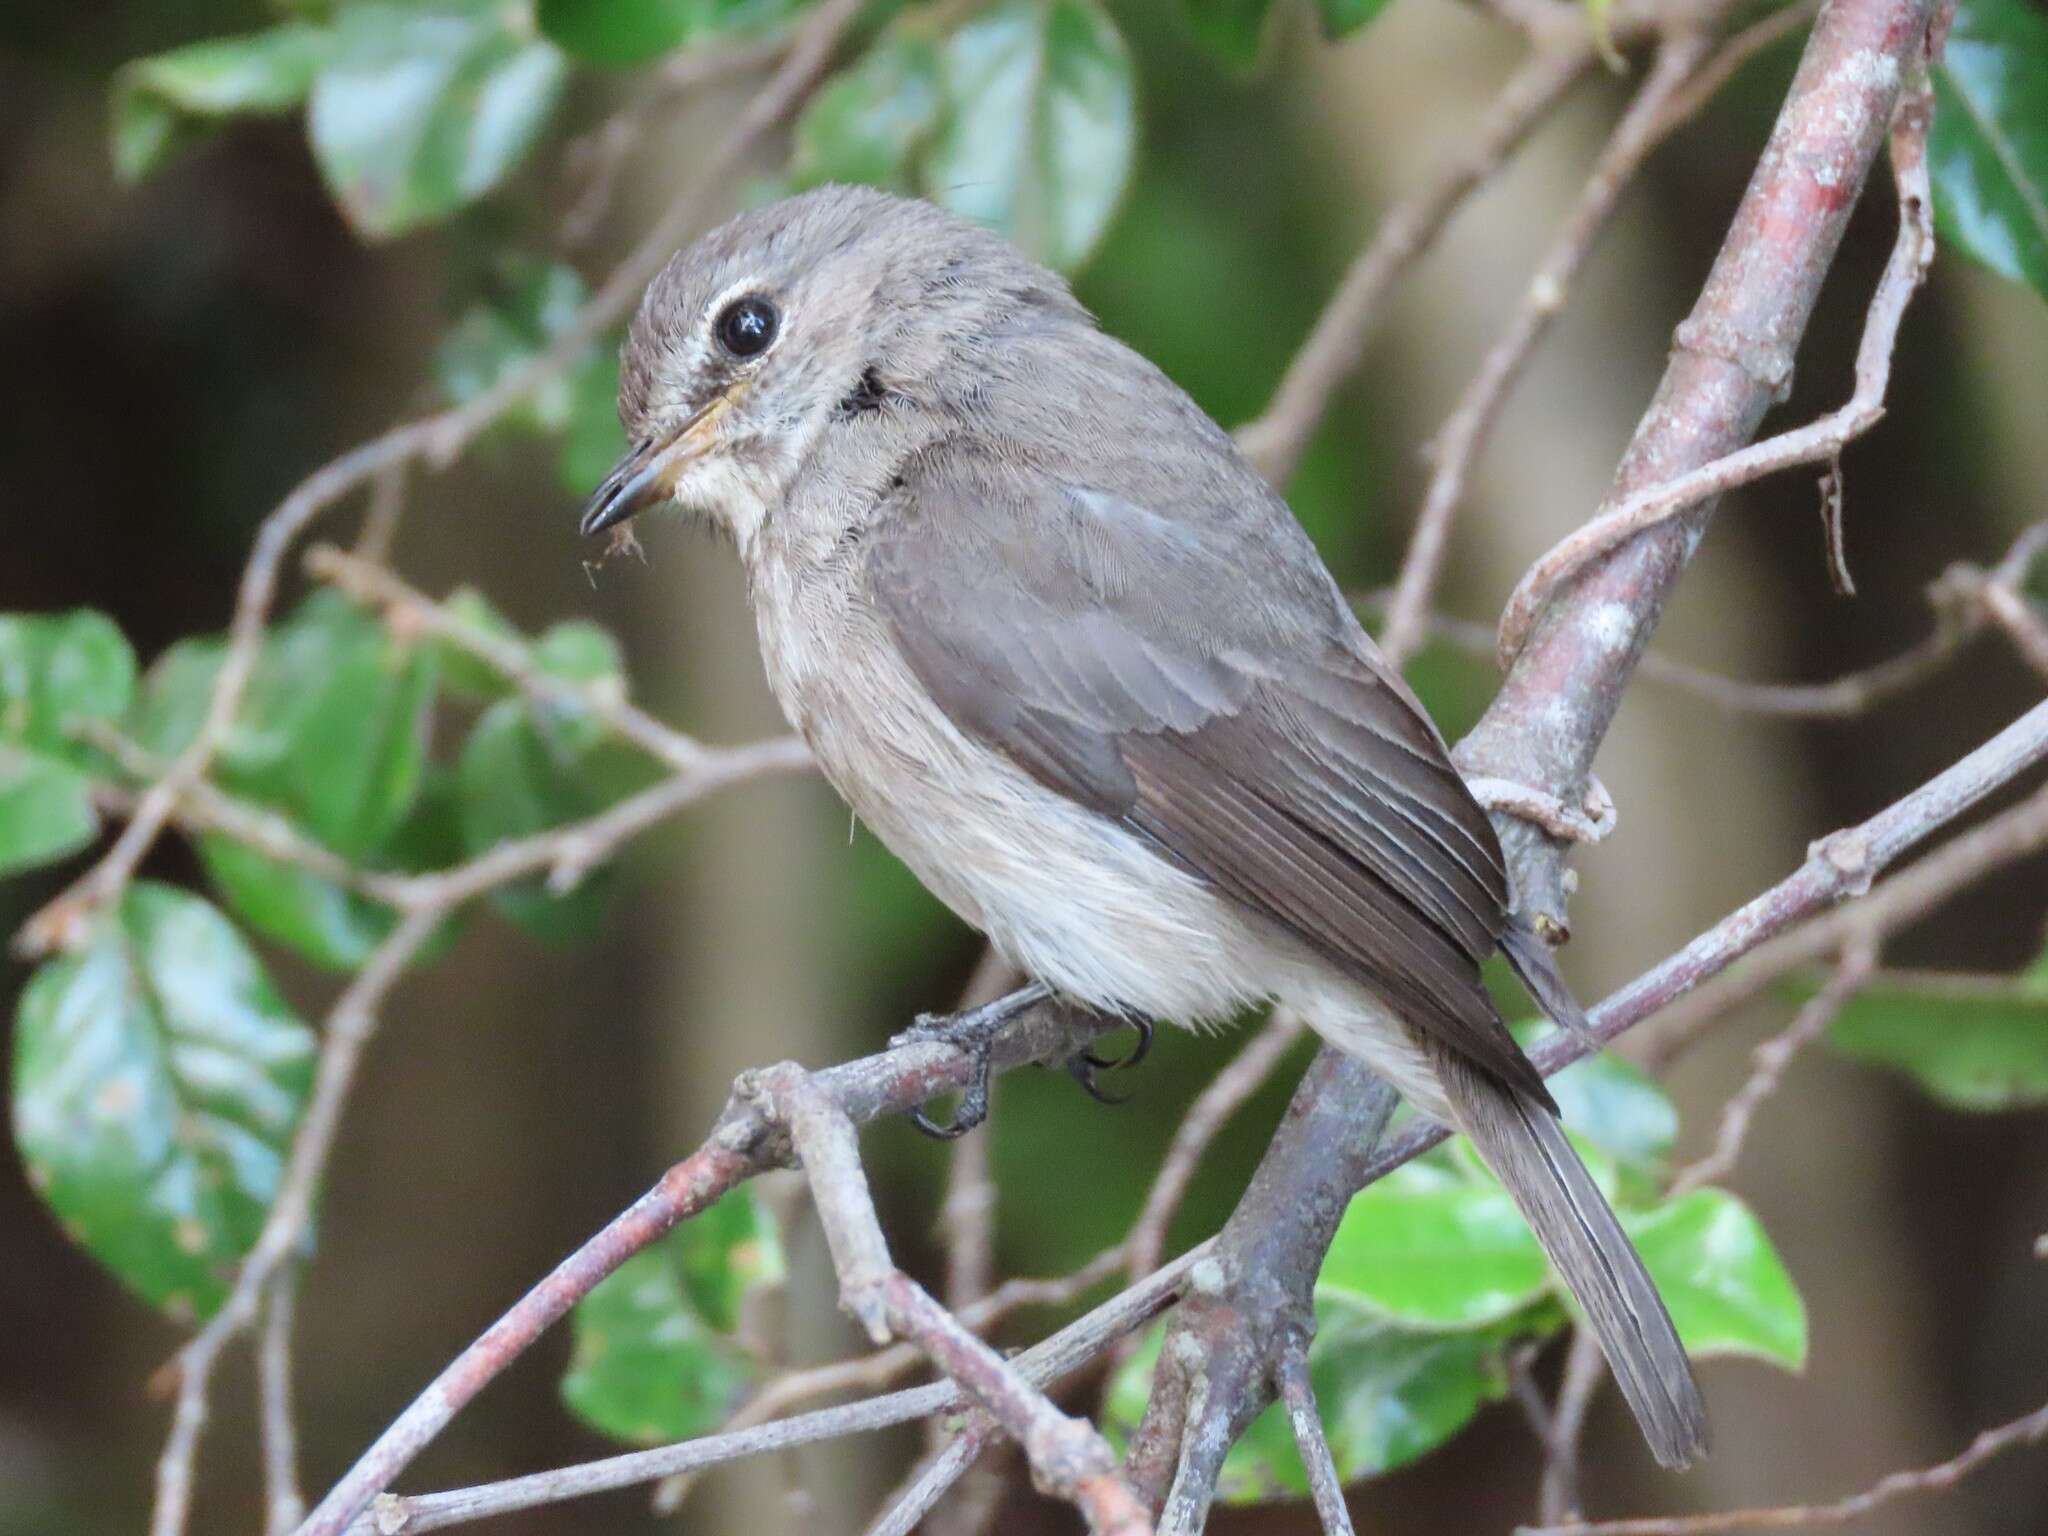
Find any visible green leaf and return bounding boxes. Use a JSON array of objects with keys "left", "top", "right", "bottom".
[
  {"left": 198, "top": 836, "right": 394, "bottom": 971},
  {"left": 1181, "top": 0, "right": 1276, "bottom": 70},
  {"left": 1313, "top": 0, "right": 1395, "bottom": 40},
  {"left": 457, "top": 697, "right": 612, "bottom": 940},
  {"left": 1106, "top": 1303, "right": 1522, "bottom": 1499},
  {"left": 195, "top": 764, "right": 464, "bottom": 976},
  {"left": 1319, "top": 1160, "right": 1550, "bottom": 1328},
  {"left": 0, "top": 610, "right": 138, "bottom": 768},
  {"left": 230, "top": 593, "right": 438, "bottom": 859},
  {"left": 926, "top": 0, "right": 1137, "bottom": 272},
  {"left": 111, "top": 23, "right": 334, "bottom": 183},
  {"left": 1628, "top": 1189, "right": 1805, "bottom": 1369},
  {"left": 789, "top": 31, "right": 945, "bottom": 193},
  {"left": 1931, "top": 0, "right": 2048, "bottom": 299},
  {"left": 11, "top": 884, "right": 315, "bottom": 1322},
  {"left": 308, "top": 3, "right": 567, "bottom": 239},
  {"left": 562, "top": 1189, "right": 785, "bottom": 1441},
  {"left": 128, "top": 637, "right": 226, "bottom": 763},
  {"left": 538, "top": 0, "right": 812, "bottom": 67},
  {"left": 0, "top": 749, "right": 98, "bottom": 878},
  {"left": 1821, "top": 965, "right": 2048, "bottom": 1111}
]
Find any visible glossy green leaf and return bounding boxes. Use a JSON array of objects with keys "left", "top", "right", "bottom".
[
  {"left": 0, "top": 749, "right": 98, "bottom": 878},
  {"left": 562, "top": 1189, "right": 785, "bottom": 1441},
  {"left": 1821, "top": 964, "right": 2048, "bottom": 1111},
  {"left": 110, "top": 23, "right": 334, "bottom": 183},
  {"left": 1181, "top": 0, "right": 1276, "bottom": 70},
  {"left": 230, "top": 593, "right": 438, "bottom": 859},
  {"left": 1313, "top": 0, "right": 1395, "bottom": 40},
  {"left": 1319, "top": 1160, "right": 1550, "bottom": 1328},
  {"left": 1629, "top": 1189, "right": 1805, "bottom": 1369},
  {"left": 926, "top": 0, "right": 1136, "bottom": 272},
  {"left": 538, "top": 0, "right": 812, "bottom": 67},
  {"left": 1931, "top": 0, "right": 2048, "bottom": 299},
  {"left": 1106, "top": 1302, "right": 1522, "bottom": 1499},
  {"left": 11, "top": 884, "right": 315, "bottom": 1322},
  {"left": 789, "top": 31, "right": 944, "bottom": 193},
  {"left": 457, "top": 697, "right": 611, "bottom": 940},
  {"left": 0, "top": 610, "right": 138, "bottom": 768},
  {"left": 308, "top": 3, "right": 567, "bottom": 239}
]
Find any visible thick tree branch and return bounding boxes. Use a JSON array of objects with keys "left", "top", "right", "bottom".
[{"left": 1458, "top": 0, "right": 1940, "bottom": 933}]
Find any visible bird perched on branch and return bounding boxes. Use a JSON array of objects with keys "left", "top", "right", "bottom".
[{"left": 581, "top": 184, "right": 1707, "bottom": 1470}]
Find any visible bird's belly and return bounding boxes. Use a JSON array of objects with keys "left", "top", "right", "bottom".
[{"left": 781, "top": 630, "right": 1267, "bottom": 1025}]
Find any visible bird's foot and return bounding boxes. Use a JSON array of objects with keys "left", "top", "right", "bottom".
[
  {"left": 892, "top": 981, "right": 1052, "bottom": 1139},
  {"left": 1066, "top": 1018, "right": 1154, "bottom": 1105}
]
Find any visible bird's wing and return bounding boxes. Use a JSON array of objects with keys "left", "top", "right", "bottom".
[{"left": 865, "top": 445, "right": 1546, "bottom": 1104}]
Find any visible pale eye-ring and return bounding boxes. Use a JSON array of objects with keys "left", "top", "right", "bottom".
[{"left": 715, "top": 296, "right": 779, "bottom": 358}]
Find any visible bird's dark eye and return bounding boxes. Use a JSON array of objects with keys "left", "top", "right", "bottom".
[{"left": 716, "top": 296, "right": 779, "bottom": 358}]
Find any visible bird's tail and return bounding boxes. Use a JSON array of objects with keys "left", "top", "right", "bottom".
[{"left": 1425, "top": 1037, "right": 1710, "bottom": 1469}]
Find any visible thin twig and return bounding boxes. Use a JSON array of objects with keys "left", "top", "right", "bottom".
[
  {"left": 1280, "top": 1348, "right": 1357, "bottom": 1536},
  {"left": 1234, "top": 40, "right": 1598, "bottom": 484},
  {"left": 1536, "top": 1330, "right": 1607, "bottom": 1524},
  {"left": 295, "top": 995, "right": 1133, "bottom": 1536},
  {"left": 1669, "top": 938, "right": 1880, "bottom": 1195},
  {"left": 1125, "top": 1010, "right": 1305, "bottom": 1284},
  {"left": 259, "top": 1266, "right": 306, "bottom": 1536},
  {"left": 344, "top": 1244, "right": 1202, "bottom": 1535},
  {"left": 865, "top": 1424, "right": 999, "bottom": 1536},
  {"left": 1381, "top": 26, "right": 1722, "bottom": 664},
  {"left": 309, "top": 544, "right": 715, "bottom": 775},
  {"left": 1495, "top": 75, "right": 1938, "bottom": 665},
  {"left": 758, "top": 1065, "right": 1150, "bottom": 1534},
  {"left": 1524, "top": 1397, "right": 2048, "bottom": 1534}
]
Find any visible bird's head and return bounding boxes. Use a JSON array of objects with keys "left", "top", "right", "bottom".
[{"left": 578, "top": 185, "right": 1077, "bottom": 553}]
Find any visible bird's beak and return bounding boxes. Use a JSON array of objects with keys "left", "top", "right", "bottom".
[{"left": 578, "top": 392, "right": 733, "bottom": 537}]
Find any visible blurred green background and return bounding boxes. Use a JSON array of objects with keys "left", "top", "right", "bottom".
[{"left": 4, "top": 0, "right": 2048, "bottom": 1531}]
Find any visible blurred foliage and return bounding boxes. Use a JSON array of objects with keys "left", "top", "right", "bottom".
[
  {"left": 5, "top": 0, "right": 2047, "bottom": 1515},
  {"left": 1810, "top": 940, "right": 2048, "bottom": 1111},
  {"left": 1931, "top": 0, "right": 2048, "bottom": 301}
]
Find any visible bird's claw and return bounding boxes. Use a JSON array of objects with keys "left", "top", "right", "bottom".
[
  {"left": 893, "top": 983, "right": 1050, "bottom": 1140},
  {"left": 1068, "top": 1018, "right": 1153, "bottom": 1105}
]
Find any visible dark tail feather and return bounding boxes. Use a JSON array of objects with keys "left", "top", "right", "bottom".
[
  {"left": 1501, "top": 921, "right": 1598, "bottom": 1045},
  {"left": 1426, "top": 1039, "right": 1710, "bottom": 1469}
]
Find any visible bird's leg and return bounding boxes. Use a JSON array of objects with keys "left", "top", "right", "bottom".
[
  {"left": 1069, "top": 1018, "right": 1154, "bottom": 1104},
  {"left": 893, "top": 981, "right": 1053, "bottom": 1139}
]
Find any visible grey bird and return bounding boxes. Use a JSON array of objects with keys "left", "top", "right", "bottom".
[{"left": 581, "top": 184, "right": 1708, "bottom": 1469}]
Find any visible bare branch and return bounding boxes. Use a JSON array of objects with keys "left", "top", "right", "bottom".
[
  {"left": 344, "top": 1243, "right": 1202, "bottom": 1535},
  {"left": 1125, "top": 1011, "right": 1305, "bottom": 1284},
  {"left": 1494, "top": 82, "right": 1936, "bottom": 666},
  {"left": 259, "top": 1267, "right": 306, "bottom": 1536},
  {"left": 1669, "top": 938, "right": 1880, "bottom": 1195},
  {"left": 1234, "top": 41, "right": 1597, "bottom": 484},
  {"left": 1525, "top": 1397, "right": 2048, "bottom": 1534},
  {"left": 1279, "top": 1348, "right": 1357, "bottom": 1536},
  {"left": 1457, "top": 0, "right": 1941, "bottom": 934},
  {"left": 1380, "top": 27, "right": 1722, "bottom": 664},
  {"left": 295, "top": 995, "right": 1134, "bottom": 1536}
]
